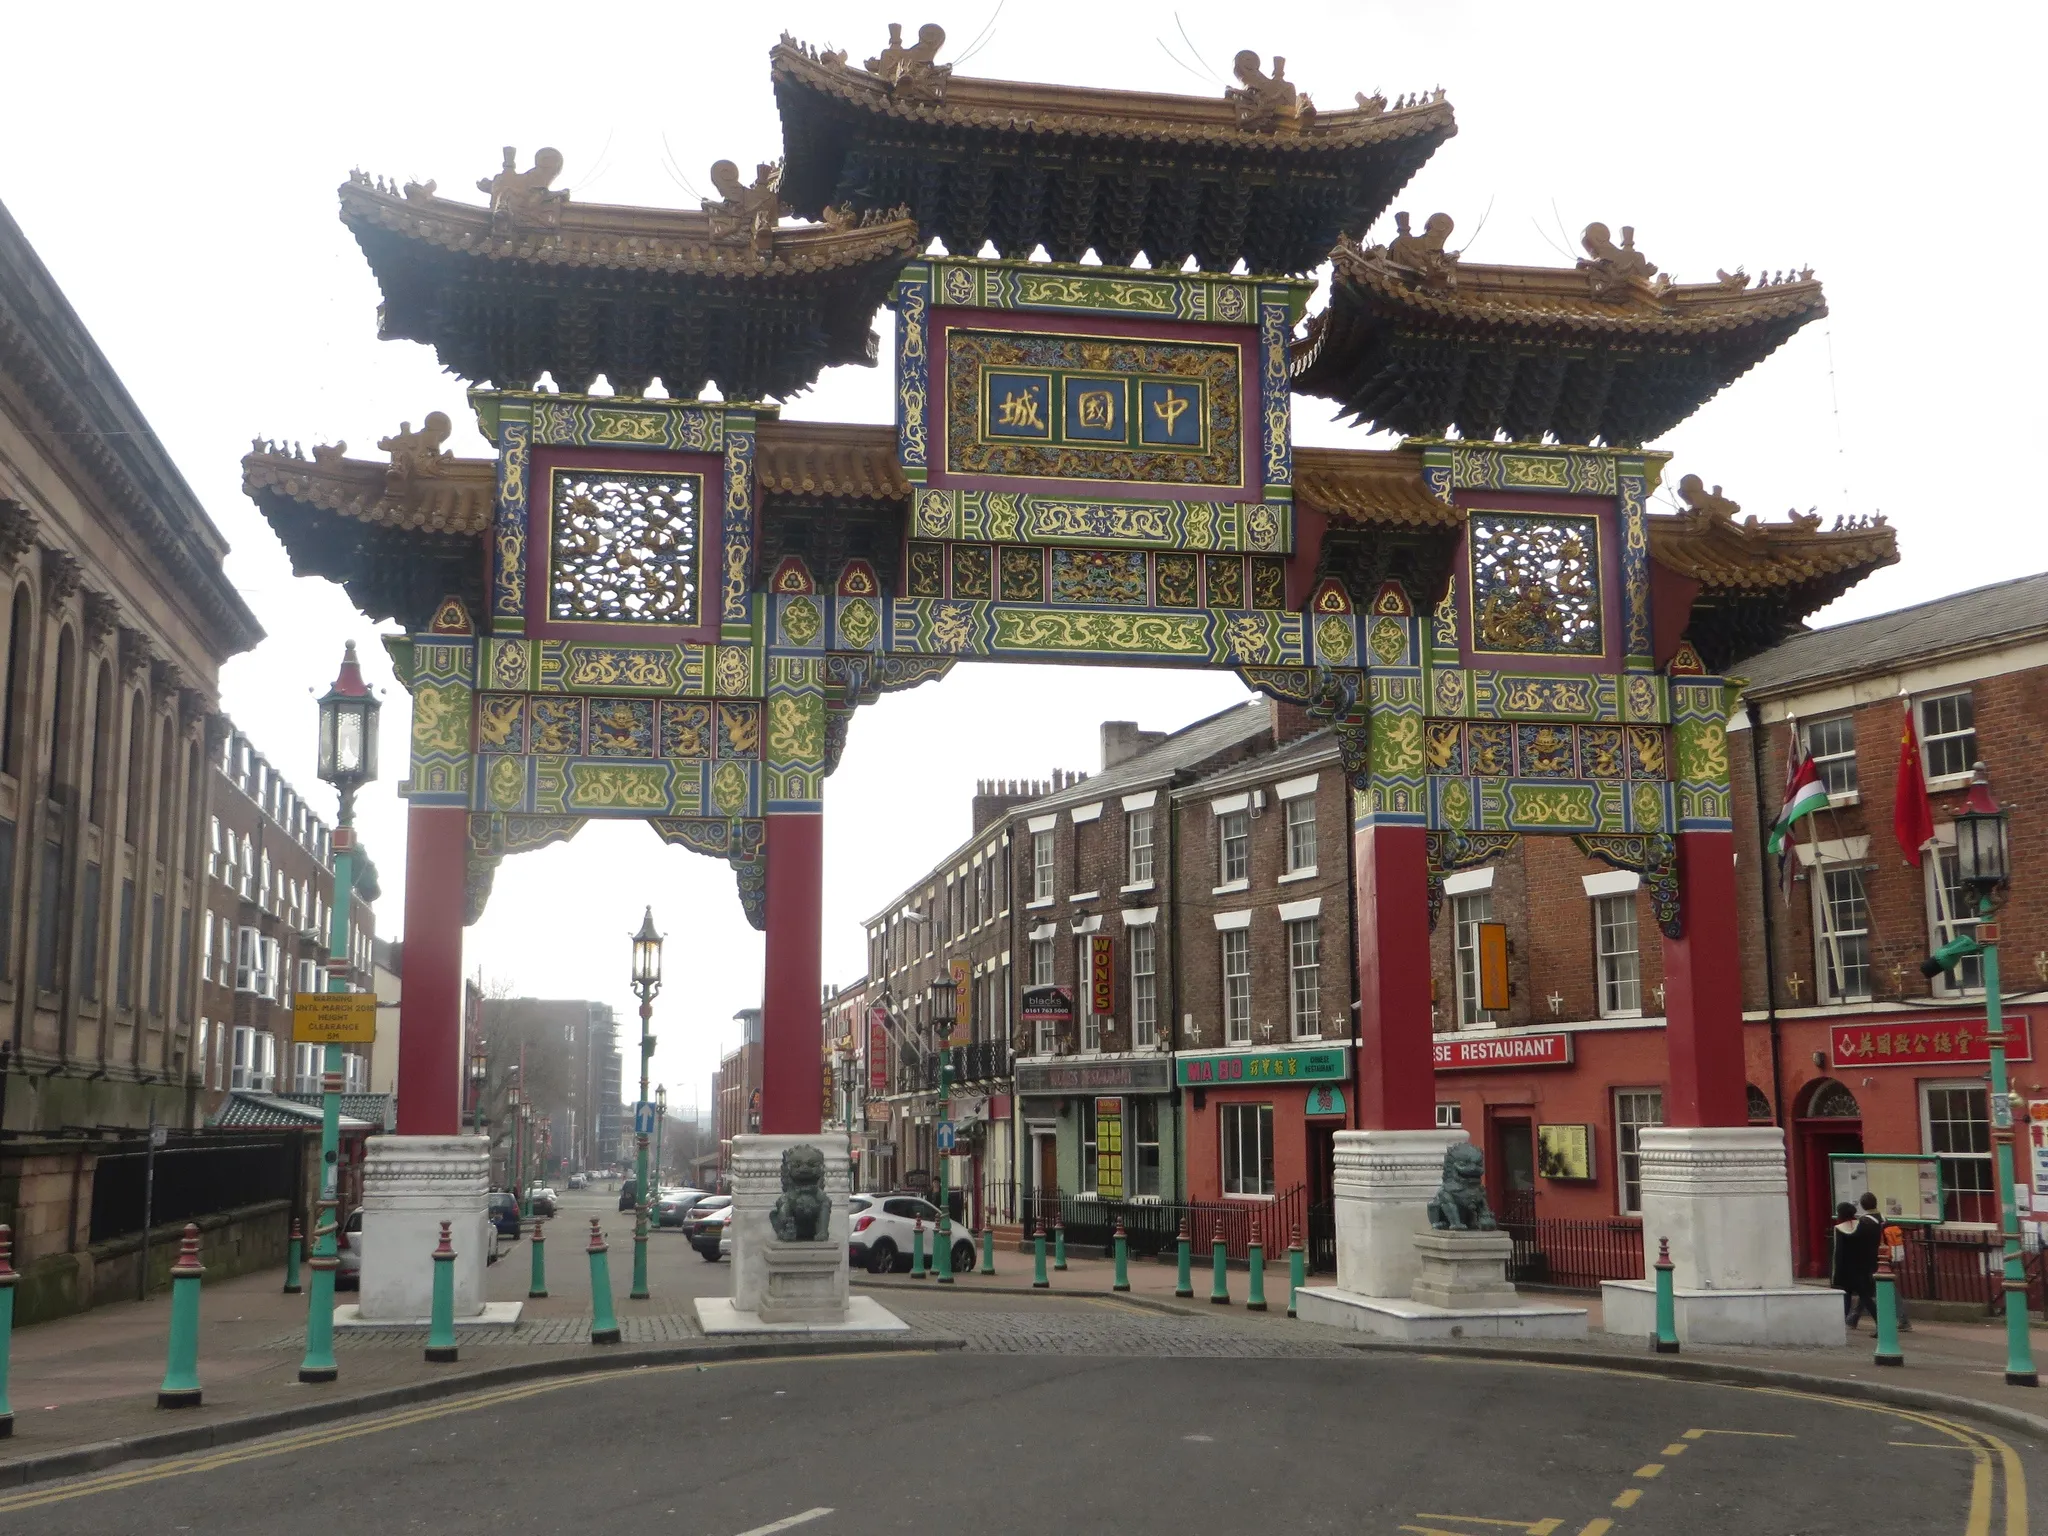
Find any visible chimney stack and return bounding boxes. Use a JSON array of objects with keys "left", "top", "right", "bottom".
[
  {"left": 1268, "top": 696, "right": 1316, "bottom": 747},
  {"left": 1101, "top": 720, "right": 1168, "bottom": 771}
]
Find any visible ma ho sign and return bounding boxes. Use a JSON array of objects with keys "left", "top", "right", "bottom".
[{"left": 293, "top": 993, "right": 376, "bottom": 1044}]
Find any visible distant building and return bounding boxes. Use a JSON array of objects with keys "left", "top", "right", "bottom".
[
  {"left": 479, "top": 997, "right": 619, "bottom": 1176},
  {"left": 714, "top": 1007, "right": 763, "bottom": 1187}
]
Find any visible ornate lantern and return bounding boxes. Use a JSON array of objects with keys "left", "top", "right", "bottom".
[
  {"left": 1954, "top": 762, "right": 2010, "bottom": 891},
  {"left": 316, "top": 642, "right": 381, "bottom": 794},
  {"left": 631, "top": 907, "right": 665, "bottom": 994},
  {"left": 927, "top": 977, "right": 955, "bottom": 1033}
]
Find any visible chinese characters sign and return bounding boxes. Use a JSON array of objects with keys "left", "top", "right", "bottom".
[
  {"left": 868, "top": 1006, "right": 889, "bottom": 1094},
  {"left": 1177, "top": 1047, "right": 1347, "bottom": 1086},
  {"left": 1095, "top": 1097, "right": 1125, "bottom": 1200},
  {"left": 950, "top": 958, "right": 972, "bottom": 1047},
  {"left": 1828, "top": 1014, "right": 2033, "bottom": 1069}
]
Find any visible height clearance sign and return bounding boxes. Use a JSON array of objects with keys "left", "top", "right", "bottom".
[{"left": 293, "top": 993, "right": 375, "bottom": 1043}]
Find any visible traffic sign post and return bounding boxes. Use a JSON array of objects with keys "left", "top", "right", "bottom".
[
  {"left": 935, "top": 1120, "right": 957, "bottom": 1153},
  {"left": 634, "top": 1101, "right": 657, "bottom": 1137}
]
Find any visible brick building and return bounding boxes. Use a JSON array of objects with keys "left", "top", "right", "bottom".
[{"left": 714, "top": 1007, "right": 763, "bottom": 1188}]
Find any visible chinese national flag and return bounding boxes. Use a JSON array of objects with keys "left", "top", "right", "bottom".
[{"left": 1894, "top": 704, "right": 1935, "bottom": 865}]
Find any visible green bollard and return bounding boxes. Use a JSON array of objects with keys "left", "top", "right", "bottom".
[
  {"left": 1175, "top": 1216, "right": 1193, "bottom": 1299},
  {"left": 1874, "top": 1254, "right": 1904, "bottom": 1368},
  {"left": 588, "top": 1219, "right": 621, "bottom": 1345},
  {"left": 0, "top": 1225, "right": 16, "bottom": 1438},
  {"left": 1652, "top": 1236, "right": 1680, "bottom": 1354},
  {"left": 1053, "top": 1220, "right": 1067, "bottom": 1272},
  {"left": 426, "top": 1221, "right": 459, "bottom": 1364},
  {"left": 912, "top": 1218, "right": 928, "bottom": 1278},
  {"left": 1032, "top": 1220, "right": 1050, "bottom": 1289},
  {"left": 1287, "top": 1224, "right": 1305, "bottom": 1319},
  {"left": 283, "top": 1217, "right": 303, "bottom": 1296},
  {"left": 529, "top": 1218, "right": 549, "bottom": 1299},
  {"left": 1246, "top": 1218, "right": 1267, "bottom": 1312},
  {"left": 158, "top": 1223, "right": 205, "bottom": 1408},
  {"left": 981, "top": 1223, "right": 996, "bottom": 1276},
  {"left": 936, "top": 1213, "right": 954, "bottom": 1285},
  {"left": 1112, "top": 1218, "right": 1130, "bottom": 1293},
  {"left": 1210, "top": 1217, "right": 1231, "bottom": 1306}
]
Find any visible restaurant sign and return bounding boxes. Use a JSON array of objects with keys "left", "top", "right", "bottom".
[
  {"left": 1829, "top": 1013, "right": 2033, "bottom": 1069},
  {"left": 1433, "top": 1032, "right": 1574, "bottom": 1070},
  {"left": 1177, "top": 1047, "right": 1347, "bottom": 1086},
  {"left": 1015, "top": 1056, "right": 1173, "bottom": 1095}
]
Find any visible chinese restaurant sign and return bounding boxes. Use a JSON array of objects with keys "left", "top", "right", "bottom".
[
  {"left": 1433, "top": 1033, "right": 1574, "bottom": 1070},
  {"left": 1177, "top": 1047, "right": 1347, "bottom": 1086},
  {"left": 868, "top": 1006, "right": 890, "bottom": 1094},
  {"left": 1830, "top": 1014, "right": 2033, "bottom": 1069},
  {"left": 1089, "top": 934, "right": 1115, "bottom": 1017},
  {"left": 950, "top": 958, "right": 972, "bottom": 1047}
]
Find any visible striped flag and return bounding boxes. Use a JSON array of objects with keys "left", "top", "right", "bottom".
[{"left": 1770, "top": 727, "right": 1828, "bottom": 896}]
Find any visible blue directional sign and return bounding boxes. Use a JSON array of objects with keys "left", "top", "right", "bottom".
[
  {"left": 935, "top": 1120, "right": 957, "bottom": 1153},
  {"left": 634, "top": 1101, "right": 657, "bottom": 1136}
]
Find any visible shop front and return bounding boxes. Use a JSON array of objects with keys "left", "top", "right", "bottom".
[
  {"left": 1178, "top": 1043, "right": 1351, "bottom": 1213},
  {"left": 1014, "top": 1055, "right": 1177, "bottom": 1216}
]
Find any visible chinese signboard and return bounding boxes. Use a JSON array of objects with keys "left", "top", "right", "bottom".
[
  {"left": 1177, "top": 1046, "right": 1347, "bottom": 1086},
  {"left": 950, "top": 958, "right": 972, "bottom": 1047},
  {"left": 1095, "top": 1097, "right": 1125, "bottom": 1199},
  {"left": 868, "top": 1006, "right": 890, "bottom": 1093},
  {"left": 1015, "top": 1057, "right": 1172, "bottom": 1095},
  {"left": 1089, "top": 934, "right": 1115, "bottom": 1017},
  {"left": 1433, "top": 1032, "right": 1573, "bottom": 1070},
  {"left": 293, "top": 993, "right": 375, "bottom": 1044},
  {"left": 1304, "top": 1084, "right": 1347, "bottom": 1117},
  {"left": 1828, "top": 1014, "right": 2033, "bottom": 1069}
]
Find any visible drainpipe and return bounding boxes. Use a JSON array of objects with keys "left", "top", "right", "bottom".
[
  {"left": 1166, "top": 773, "right": 1184, "bottom": 1205},
  {"left": 1742, "top": 698, "right": 1787, "bottom": 1130}
]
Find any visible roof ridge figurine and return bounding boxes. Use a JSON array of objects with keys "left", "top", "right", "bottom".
[
  {"left": 1384, "top": 210, "right": 1459, "bottom": 289},
  {"left": 378, "top": 411, "right": 454, "bottom": 495},
  {"left": 1227, "top": 51, "right": 1315, "bottom": 129},
  {"left": 1676, "top": 473, "right": 1741, "bottom": 523},
  {"left": 1577, "top": 221, "right": 1657, "bottom": 301},
  {"left": 704, "top": 160, "right": 789, "bottom": 254},
  {"left": 477, "top": 146, "right": 567, "bottom": 233},
  {"left": 864, "top": 22, "right": 951, "bottom": 100}
]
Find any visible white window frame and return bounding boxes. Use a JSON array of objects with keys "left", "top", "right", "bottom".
[
  {"left": 1918, "top": 690, "right": 1977, "bottom": 784},
  {"left": 1079, "top": 1106, "right": 1099, "bottom": 1196},
  {"left": 1613, "top": 1088, "right": 1664, "bottom": 1216},
  {"left": 1920, "top": 1079, "right": 1995, "bottom": 1226},
  {"left": 1221, "top": 927, "right": 1252, "bottom": 1044},
  {"left": 235, "top": 925, "right": 261, "bottom": 994},
  {"left": 201, "top": 913, "right": 214, "bottom": 983},
  {"left": 292, "top": 1040, "right": 322, "bottom": 1094},
  {"left": 1217, "top": 809, "right": 1249, "bottom": 888},
  {"left": 1129, "top": 922, "right": 1158, "bottom": 1047},
  {"left": 1221, "top": 1101, "right": 1274, "bottom": 1197},
  {"left": 1926, "top": 829, "right": 1985, "bottom": 997},
  {"left": 1283, "top": 795, "right": 1317, "bottom": 875},
  {"left": 1435, "top": 1102, "right": 1463, "bottom": 1129},
  {"left": 1813, "top": 859, "right": 1874, "bottom": 1003},
  {"left": 230, "top": 1024, "right": 255, "bottom": 1090},
  {"left": 1594, "top": 892, "right": 1642, "bottom": 1019},
  {"left": 1031, "top": 829, "right": 1055, "bottom": 904},
  {"left": 196, "top": 1017, "right": 211, "bottom": 1089},
  {"left": 1452, "top": 890, "right": 1498, "bottom": 1028},
  {"left": 1029, "top": 937, "right": 1056, "bottom": 1054},
  {"left": 1804, "top": 715, "right": 1858, "bottom": 800},
  {"left": 1126, "top": 805, "right": 1155, "bottom": 887},
  {"left": 1285, "top": 916, "right": 1321, "bottom": 1038},
  {"left": 1075, "top": 936, "right": 1101, "bottom": 1051}
]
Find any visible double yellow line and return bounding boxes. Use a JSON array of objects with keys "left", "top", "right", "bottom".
[{"left": 0, "top": 1351, "right": 931, "bottom": 1514}]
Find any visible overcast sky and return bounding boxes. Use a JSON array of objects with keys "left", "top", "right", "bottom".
[{"left": 6, "top": 3, "right": 2042, "bottom": 1112}]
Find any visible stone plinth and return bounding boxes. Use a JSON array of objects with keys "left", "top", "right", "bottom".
[
  {"left": 1332, "top": 1128, "right": 1468, "bottom": 1300},
  {"left": 1294, "top": 1286, "right": 1588, "bottom": 1342},
  {"left": 354, "top": 1135, "right": 491, "bottom": 1322},
  {"left": 759, "top": 1241, "right": 844, "bottom": 1324},
  {"left": 1410, "top": 1230, "right": 1517, "bottom": 1310}
]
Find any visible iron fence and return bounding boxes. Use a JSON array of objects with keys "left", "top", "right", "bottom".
[
  {"left": 1890, "top": 1225, "right": 2048, "bottom": 1314},
  {"left": 87, "top": 1132, "right": 303, "bottom": 1244},
  {"left": 1500, "top": 1195, "right": 1646, "bottom": 1290}
]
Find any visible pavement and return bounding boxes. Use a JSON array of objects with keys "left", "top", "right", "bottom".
[{"left": 6, "top": 1185, "right": 2048, "bottom": 1527}]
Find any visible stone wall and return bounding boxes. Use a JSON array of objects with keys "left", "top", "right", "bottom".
[{"left": 11, "top": 1199, "right": 290, "bottom": 1325}]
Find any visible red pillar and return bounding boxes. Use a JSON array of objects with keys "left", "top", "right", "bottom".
[
  {"left": 396, "top": 803, "right": 467, "bottom": 1136},
  {"left": 760, "top": 812, "right": 823, "bottom": 1135},
  {"left": 1660, "top": 829, "right": 1747, "bottom": 1128},
  {"left": 1353, "top": 823, "right": 1434, "bottom": 1131}
]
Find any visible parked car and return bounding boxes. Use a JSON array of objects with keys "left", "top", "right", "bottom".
[
  {"left": 567, "top": 1173, "right": 586, "bottom": 1191},
  {"left": 678, "top": 1195, "right": 731, "bottom": 1240},
  {"left": 524, "top": 1184, "right": 558, "bottom": 1217},
  {"left": 656, "top": 1190, "right": 711, "bottom": 1228},
  {"left": 490, "top": 1191, "right": 524, "bottom": 1238},
  {"left": 690, "top": 1203, "right": 733, "bottom": 1262},
  {"left": 849, "top": 1193, "right": 974, "bottom": 1275}
]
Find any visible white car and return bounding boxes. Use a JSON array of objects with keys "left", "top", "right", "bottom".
[
  {"left": 848, "top": 1193, "right": 976, "bottom": 1275},
  {"left": 690, "top": 1203, "right": 734, "bottom": 1262}
]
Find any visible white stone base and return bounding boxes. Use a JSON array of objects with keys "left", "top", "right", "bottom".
[
  {"left": 1296, "top": 1284, "right": 1589, "bottom": 1342},
  {"left": 1332, "top": 1128, "right": 1469, "bottom": 1300},
  {"left": 1411, "top": 1230, "right": 1518, "bottom": 1310},
  {"left": 356, "top": 1135, "right": 492, "bottom": 1322},
  {"left": 1601, "top": 1279, "right": 1847, "bottom": 1348},
  {"left": 693, "top": 1296, "right": 909, "bottom": 1335},
  {"left": 1637, "top": 1125, "right": 1797, "bottom": 1291},
  {"left": 333, "top": 1301, "right": 524, "bottom": 1330}
]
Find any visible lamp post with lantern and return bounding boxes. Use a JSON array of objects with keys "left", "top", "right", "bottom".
[
  {"left": 301, "top": 642, "right": 380, "bottom": 1385},
  {"left": 507, "top": 1079, "right": 525, "bottom": 1214},
  {"left": 928, "top": 977, "right": 956, "bottom": 1285},
  {"left": 1921, "top": 761, "right": 2035, "bottom": 1386},
  {"left": 655, "top": 1084, "right": 668, "bottom": 1188},
  {"left": 629, "top": 908, "right": 664, "bottom": 1301}
]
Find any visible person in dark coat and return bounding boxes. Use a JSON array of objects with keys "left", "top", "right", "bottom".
[{"left": 1832, "top": 1200, "right": 1881, "bottom": 1327}]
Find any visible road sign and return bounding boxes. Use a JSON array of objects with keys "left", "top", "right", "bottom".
[
  {"left": 634, "top": 1101, "right": 657, "bottom": 1136},
  {"left": 293, "top": 993, "right": 376, "bottom": 1043},
  {"left": 935, "top": 1120, "right": 957, "bottom": 1153}
]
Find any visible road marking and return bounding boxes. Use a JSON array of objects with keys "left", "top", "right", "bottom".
[
  {"left": 1609, "top": 1489, "right": 1641, "bottom": 1510},
  {"left": 1574, "top": 1522, "right": 1612, "bottom": 1536},
  {"left": 731, "top": 1509, "right": 832, "bottom": 1536},
  {"left": 1633, "top": 1463, "right": 1663, "bottom": 1478},
  {"left": 1660, "top": 1442, "right": 1688, "bottom": 1456},
  {"left": 1684, "top": 1427, "right": 1797, "bottom": 1439},
  {"left": 1409, "top": 1518, "right": 1560, "bottom": 1533},
  {"left": 0, "top": 1352, "right": 933, "bottom": 1514}
]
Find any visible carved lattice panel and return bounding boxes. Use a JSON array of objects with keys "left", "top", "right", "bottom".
[
  {"left": 1467, "top": 511, "right": 1603, "bottom": 657},
  {"left": 549, "top": 470, "right": 701, "bottom": 626}
]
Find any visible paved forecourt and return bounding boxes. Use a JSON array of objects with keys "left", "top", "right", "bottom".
[{"left": 2, "top": 1346, "right": 2032, "bottom": 1535}]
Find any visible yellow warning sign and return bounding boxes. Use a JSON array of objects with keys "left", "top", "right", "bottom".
[{"left": 293, "top": 993, "right": 376, "bottom": 1043}]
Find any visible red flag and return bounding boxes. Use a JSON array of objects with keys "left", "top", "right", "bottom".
[{"left": 1894, "top": 703, "right": 1934, "bottom": 865}]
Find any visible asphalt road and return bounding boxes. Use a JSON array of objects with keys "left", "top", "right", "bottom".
[{"left": 6, "top": 1346, "right": 2035, "bottom": 1534}]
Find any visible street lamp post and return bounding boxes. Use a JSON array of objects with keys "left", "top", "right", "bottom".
[
  {"left": 1922, "top": 762, "right": 2035, "bottom": 1387},
  {"left": 655, "top": 1084, "right": 668, "bottom": 1188},
  {"left": 629, "top": 909, "right": 664, "bottom": 1301},
  {"left": 301, "top": 642, "right": 379, "bottom": 1385},
  {"left": 928, "top": 979, "right": 956, "bottom": 1285},
  {"left": 507, "top": 1081, "right": 523, "bottom": 1212}
]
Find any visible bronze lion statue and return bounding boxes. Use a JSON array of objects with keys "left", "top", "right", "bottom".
[
  {"left": 768, "top": 1143, "right": 832, "bottom": 1242},
  {"left": 1425, "top": 1143, "right": 1497, "bottom": 1231}
]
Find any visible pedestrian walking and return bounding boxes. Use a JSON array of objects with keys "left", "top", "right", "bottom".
[
  {"left": 1866, "top": 1195, "right": 1913, "bottom": 1331},
  {"left": 1832, "top": 1201, "right": 1879, "bottom": 1328}
]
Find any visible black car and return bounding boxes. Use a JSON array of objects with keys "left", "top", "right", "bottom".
[{"left": 489, "top": 1191, "right": 523, "bottom": 1238}]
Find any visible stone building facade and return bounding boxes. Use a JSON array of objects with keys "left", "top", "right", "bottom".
[{"left": 0, "top": 197, "right": 263, "bottom": 1132}]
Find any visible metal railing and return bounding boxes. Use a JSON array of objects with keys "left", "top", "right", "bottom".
[
  {"left": 1500, "top": 1194, "right": 1646, "bottom": 1290},
  {"left": 911, "top": 1043, "right": 1015, "bottom": 1093},
  {"left": 1890, "top": 1225, "right": 2048, "bottom": 1314},
  {"left": 87, "top": 1132, "right": 304, "bottom": 1245}
]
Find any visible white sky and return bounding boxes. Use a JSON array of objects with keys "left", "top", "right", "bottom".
[{"left": 6, "top": 2, "right": 2043, "bottom": 1111}]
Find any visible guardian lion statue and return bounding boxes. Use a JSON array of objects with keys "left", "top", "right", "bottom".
[
  {"left": 1425, "top": 1143, "right": 1497, "bottom": 1231},
  {"left": 768, "top": 1143, "right": 832, "bottom": 1242}
]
